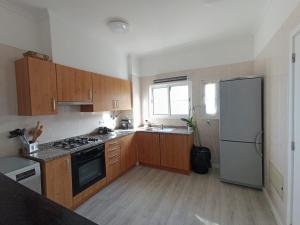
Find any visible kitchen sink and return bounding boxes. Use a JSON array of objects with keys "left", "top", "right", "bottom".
[{"left": 144, "top": 127, "right": 175, "bottom": 132}]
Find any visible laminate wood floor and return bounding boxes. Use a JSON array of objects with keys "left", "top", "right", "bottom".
[{"left": 76, "top": 166, "right": 276, "bottom": 225}]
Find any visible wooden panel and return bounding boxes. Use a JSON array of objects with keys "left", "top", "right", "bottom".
[
  {"left": 28, "top": 57, "right": 57, "bottom": 115},
  {"left": 118, "top": 80, "right": 132, "bottom": 110},
  {"left": 160, "top": 134, "right": 193, "bottom": 172},
  {"left": 75, "top": 69, "right": 93, "bottom": 102},
  {"left": 15, "top": 57, "right": 57, "bottom": 116},
  {"left": 56, "top": 64, "right": 76, "bottom": 101},
  {"left": 56, "top": 64, "right": 92, "bottom": 102},
  {"left": 72, "top": 177, "right": 107, "bottom": 209},
  {"left": 136, "top": 132, "right": 160, "bottom": 166},
  {"left": 15, "top": 58, "right": 31, "bottom": 115},
  {"left": 120, "top": 134, "right": 137, "bottom": 173},
  {"left": 42, "top": 155, "right": 73, "bottom": 208}
]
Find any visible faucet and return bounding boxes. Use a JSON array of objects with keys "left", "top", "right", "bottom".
[{"left": 161, "top": 124, "right": 164, "bottom": 130}]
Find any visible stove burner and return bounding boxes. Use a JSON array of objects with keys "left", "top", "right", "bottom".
[{"left": 52, "top": 136, "right": 99, "bottom": 150}]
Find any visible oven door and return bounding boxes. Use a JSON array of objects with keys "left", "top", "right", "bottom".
[{"left": 71, "top": 145, "right": 106, "bottom": 196}]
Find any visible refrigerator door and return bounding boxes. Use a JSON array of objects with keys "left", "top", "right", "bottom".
[
  {"left": 220, "top": 78, "right": 262, "bottom": 143},
  {"left": 220, "top": 141, "right": 263, "bottom": 188}
]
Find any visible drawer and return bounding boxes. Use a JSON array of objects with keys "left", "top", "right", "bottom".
[
  {"left": 107, "top": 149, "right": 120, "bottom": 158},
  {"left": 107, "top": 141, "right": 121, "bottom": 148},
  {"left": 108, "top": 155, "right": 120, "bottom": 165}
]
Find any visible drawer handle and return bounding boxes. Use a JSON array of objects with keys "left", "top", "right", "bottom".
[
  {"left": 108, "top": 154, "right": 120, "bottom": 159},
  {"left": 109, "top": 159, "right": 120, "bottom": 165},
  {"left": 109, "top": 141, "right": 120, "bottom": 145},
  {"left": 108, "top": 147, "right": 121, "bottom": 152}
]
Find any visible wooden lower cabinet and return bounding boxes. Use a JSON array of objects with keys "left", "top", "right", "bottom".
[
  {"left": 105, "top": 139, "right": 122, "bottom": 183},
  {"left": 41, "top": 155, "right": 73, "bottom": 208},
  {"left": 160, "top": 133, "right": 193, "bottom": 173},
  {"left": 105, "top": 135, "right": 137, "bottom": 183},
  {"left": 120, "top": 134, "right": 137, "bottom": 172},
  {"left": 136, "top": 132, "right": 161, "bottom": 166},
  {"left": 136, "top": 132, "right": 193, "bottom": 174}
]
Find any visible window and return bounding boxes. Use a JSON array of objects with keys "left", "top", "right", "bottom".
[
  {"left": 150, "top": 82, "right": 190, "bottom": 117},
  {"left": 170, "top": 85, "right": 189, "bottom": 115},
  {"left": 204, "top": 82, "right": 218, "bottom": 117}
]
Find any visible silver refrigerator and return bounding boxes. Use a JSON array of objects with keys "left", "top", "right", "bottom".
[{"left": 219, "top": 77, "right": 263, "bottom": 189}]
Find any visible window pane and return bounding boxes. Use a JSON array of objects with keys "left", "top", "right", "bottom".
[
  {"left": 205, "top": 83, "right": 217, "bottom": 115},
  {"left": 153, "top": 87, "right": 168, "bottom": 115},
  {"left": 170, "top": 85, "right": 189, "bottom": 115}
]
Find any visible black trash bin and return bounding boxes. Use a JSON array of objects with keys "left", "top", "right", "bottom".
[{"left": 191, "top": 146, "right": 211, "bottom": 174}]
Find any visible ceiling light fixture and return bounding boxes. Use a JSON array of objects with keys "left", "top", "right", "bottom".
[{"left": 107, "top": 19, "right": 129, "bottom": 33}]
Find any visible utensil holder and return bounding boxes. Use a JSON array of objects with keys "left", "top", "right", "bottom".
[{"left": 20, "top": 136, "right": 39, "bottom": 153}]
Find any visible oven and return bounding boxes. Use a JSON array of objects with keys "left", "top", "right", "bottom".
[{"left": 71, "top": 143, "right": 105, "bottom": 196}]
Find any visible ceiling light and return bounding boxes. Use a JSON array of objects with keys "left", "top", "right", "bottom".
[{"left": 107, "top": 19, "right": 129, "bottom": 33}]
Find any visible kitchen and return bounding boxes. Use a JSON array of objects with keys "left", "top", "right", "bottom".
[{"left": 0, "top": 1, "right": 300, "bottom": 225}]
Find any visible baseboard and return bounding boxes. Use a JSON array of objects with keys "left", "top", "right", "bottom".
[{"left": 263, "top": 188, "right": 283, "bottom": 225}]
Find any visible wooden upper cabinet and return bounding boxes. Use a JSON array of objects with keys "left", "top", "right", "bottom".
[
  {"left": 160, "top": 134, "right": 193, "bottom": 172},
  {"left": 81, "top": 74, "right": 132, "bottom": 112},
  {"left": 118, "top": 80, "right": 132, "bottom": 110},
  {"left": 15, "top": 57, "right": 57, "bottom": 116},
  {"left": 136, "top": 132, "right": 161, "bottom": 167},
  {"left": 42, "top": 155, "right": 73, "bottom": 209},
  {"left": 56, "top": 64, "right": 92, "bottom": 103}
]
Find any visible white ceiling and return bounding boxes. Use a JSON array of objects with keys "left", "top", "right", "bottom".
[{"left": 5, "top": 0, "right": 269, "bottom": 55}]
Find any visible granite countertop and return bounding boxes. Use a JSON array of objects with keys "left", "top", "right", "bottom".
[
  {"left": 0, "top": 173, "right": 97, "bottom": 225},
  {"left": 134, "top": 127, "right": 193, "bottom": 135},
  {"left": 23, "top": 128, "right": 191, "bottom": 162}
]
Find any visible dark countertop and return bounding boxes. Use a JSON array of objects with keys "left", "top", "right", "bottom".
[{"left": 0, "top": 173, "right": 97, "bottom": 225}]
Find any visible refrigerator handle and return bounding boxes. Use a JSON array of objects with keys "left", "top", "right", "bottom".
[{"left": 255, "top": 131, "right": 263, "bottom": 158}]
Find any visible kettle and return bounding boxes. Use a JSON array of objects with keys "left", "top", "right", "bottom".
[{"left": 119, "top": 119, "right": 131, "bottom": 130}]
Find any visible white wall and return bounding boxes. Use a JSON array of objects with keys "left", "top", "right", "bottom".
[
  {"left": 48, "top": 11, "right": 129, "bottom": 79},
  {"left": 138, "top": 35, "right": 254, "bottom": 76},
  {"left": 0, "top": 1, "right": 45, "bottom": 54},
  {"left": 254, "top": 0, "right": 300, "bottom": 56}
]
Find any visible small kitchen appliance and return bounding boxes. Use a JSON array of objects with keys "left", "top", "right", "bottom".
[
  {"left": 98, "top": 127, "right": 113, "bottom": 135},
  {"left": 119, "top": 119, "right": 132, "bottom": 130},
  {"left": 0, "top": 157, "right": 41, "bottom": 194}
]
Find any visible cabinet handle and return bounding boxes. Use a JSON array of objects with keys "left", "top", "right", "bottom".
[
  {"left": 66, "top": 159, "right": 71, "bottom": 173},
  {"left": 109, "top": 158, "right": 120, "bottom": 165},
  {"left": 52, "top": 98, "right": 56, "bottom": 112},
  {"left": 112, "top": 100, "right": 115, "bottom": 109},
  {"left": 89, "top": 88, "right": 92, "bottom": 100},
  {"left": 116, "top": 100, "right": 119, "bottom": 108}
]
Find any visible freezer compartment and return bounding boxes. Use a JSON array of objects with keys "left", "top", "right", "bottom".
[{"left": 220, "top": 140, "right": 263, "bottom": 189}]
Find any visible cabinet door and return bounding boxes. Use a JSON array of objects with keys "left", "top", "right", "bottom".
[
  {"left": 120, "top": 134, "right": 137, "bottom": 173},
  {"left": 136, "top": 133, "right": 160, "bottom": 166},
  {"left": 15, "top": 57, "right": 57, "bottom": 115},
  {"left": 75, "top": 69, "right": 93, "bottom": 102},
  {"left": 56, "top": 64, "right": 92, "bottom": 102},
  {"left": 42, "top": 155, "right": 73, "bottom": 208},
  {"left": 93, "top": 74, "right": 115, "bottom": 111},
  {"left": 160, "top": 134, "right": 193, "bottom": 172},
  {"left": 118, "top": 80, "right": 132, "bottom": 110}
]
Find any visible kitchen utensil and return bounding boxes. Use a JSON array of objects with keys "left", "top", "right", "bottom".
[{"left": 32, "top": 125, "right": 43, "bottom": 143}]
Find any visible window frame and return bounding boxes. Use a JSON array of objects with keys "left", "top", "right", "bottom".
[{"left": 149, "top": 81, "right": 191, "bottom": 119}]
